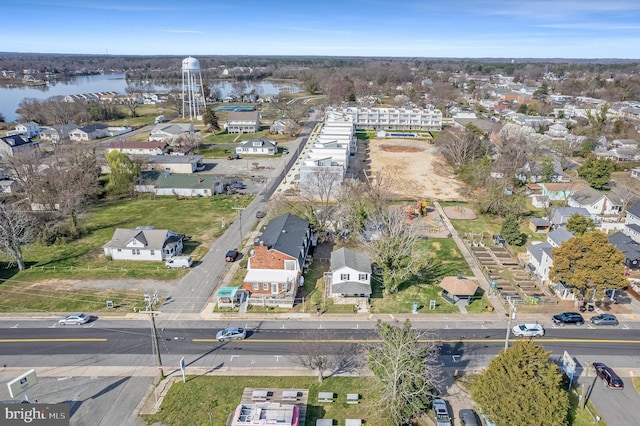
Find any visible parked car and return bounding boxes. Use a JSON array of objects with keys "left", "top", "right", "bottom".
[
  {"left": 552, "top": 312, "right": 585, "bottom": 326},
  {"left": 216, "top": 327, "right": 246, "bottom": 342},
  {"left": 459, "top": 409, "right": 481, "bottom": 426},
  {"left": 432, "top": 399, "right": 452, "bottom": 426},
  {"left": 512, "top": 323, "right": 545, "bottom": 337},
  {"left": 225, "top": 249, "right": 239, "bottom": 262},
  {"left": 58, "top": 313, "right": 91, "bottom": 325},
  {"left": 165, "top": 255, "right": 193, "bottom": 269},
  {"left": 227, "top": 156, "right": 235, "bottom": 160},
  {"left": 590, "top": 313, "right": 619, "bottom": 326},
  {"left": 592, "top": 362, "right": 624, "bottom": 389},
  {"left": 255, "top": 210, "right": 266, "bottom": 219},
  {"left": 282, "top": 149, "right": 289, "bottom": 155}
]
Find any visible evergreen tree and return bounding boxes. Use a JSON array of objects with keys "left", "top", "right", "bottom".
[
  {"left": 202, "top": 107, "right": 220, "bottom": 132},
  {"left": 550, "top": 232, "right": 627, "bottom": 299},
  {"left": 501, "top": 215, "right": 525, "bottom": 246},
  {"left": 541, "top": 157, "right": 556, "bottom": 182},
  {"left": 471, "top": 341, "right": 570, "bottom": 426},
  {"left": 577, "top": 156, "right": 614, "bottom": 190},
  {"left": 565, "top": 213, "right": 596, "bottom": 236}
]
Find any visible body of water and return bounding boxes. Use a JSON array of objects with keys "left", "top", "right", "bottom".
[{"left": 0, "top": 74, "right": 300, "bottom": 122}]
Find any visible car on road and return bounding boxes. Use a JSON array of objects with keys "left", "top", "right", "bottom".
[
  {"left": 225, "top": 249, "right": 239, "bottom": 262},
  {"left": 512, "top": 323, "right": 545, "bottom": 337},
  {"left": 255, "top": 210, "right": 266, "bottom": 219},
  {"left": 227, "top": 156, "right": 235, "bottom": 160},
  {"left": 590, "top": 313, "right": 619, "bottom": 326},
  {"left": 59, "top": 313, "right": 91, "bottom": 325},
  {"left": 216, "top": 327, "right": 246, "bottom": 342},
  {"left": 552, "top": 312, "right": 585, "bottom": 326},
  {"left": 459, "top": 409, "right": 481, "bottom": 426},
  {"left": 432, "top": 399, "right": 452, "bottom": 426},
  {"left": 282, "top": 149, "right": 289, "bottom": 155},
  {"left": 592, "top": 362, "right": 624, "bottom": 389}
]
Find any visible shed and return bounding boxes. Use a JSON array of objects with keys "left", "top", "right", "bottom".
[
  {"left": 529, "top": 218, "right": 552, "bottom": 233},
  {"left": 440, "top": 276, "right": 479, "bottom": 304}
]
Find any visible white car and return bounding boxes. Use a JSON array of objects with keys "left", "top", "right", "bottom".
[
  {"left": 58, "top": 313, "right": 91, "bottom": 325},
  {"left": 512, "top": 323, "right": 545, "bottom": 337}
]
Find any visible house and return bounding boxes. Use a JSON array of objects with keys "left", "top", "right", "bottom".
[
  {"left": 531, "top": 195, "right": 550, "bottom": 209},
  {"left": 608, "top": 232, "right": 640, "bottom": 270},
  {"left": 108, "top": 140, "right": 168, "bottom": 156},
  {"left": 38, "top": 124, "right": 79, "bottom": 144},
  {"left": 243, "top": 214, "right": 313, "bottom": 307},
  {"left": 235, "top": 137, "right": 278, "bottom": 156},
  {"left": 516, "top": 160, "right": 570, "bottom": 183},
  {"left": 270, "top": 119, "right": 295, "bottom": 135},
  {"left": 549, "top": 207, "right": 591, "bottom": 227},
  {"left": 226, "top": 111, "right": 261, "bottom": 134},
  {"left": 623, "top": 202, "right": 640, "bottom": 242},
  {"left": 103, "top": 227, "right": 185, "bottom": 261},
  {"left": 134, "top": 171, "right": 223, "bottom": 197},
  {"left": 149, "top": 123, "right": 195, "bottom": 142},
  {"left": 0, "top": 134, "right": 39, "bottom": 158},
  {"left": 141, "top": 155, "right": 205, "bottom": 174},
  {"left": 328, "top": 248, "right": 372, "bottom": 298},
  {"left": 547, "top": 226, "right": 574, "bottom": 248},
  {"left": 69, "top": 123, "right": 109, "bottom": 141},
  {"left": 540, "top": 182, "right": 584, "bottom": 201},
  {"left": 568, "top": 186, "right": 623, "bottom": 217},
  {"left": 527, "top": 242, "right": 554, "bottom": 283},
  {"left": 14, "top": 121, "right": 41, "bottom": 138}
]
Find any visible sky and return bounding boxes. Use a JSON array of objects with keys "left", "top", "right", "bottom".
[{"left": 2, "top": 0, "right": 640, "bottom": 59}]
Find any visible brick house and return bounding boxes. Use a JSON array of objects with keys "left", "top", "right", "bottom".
[{"left": 243, "top": 214, "right": 313, "bottom": 307}]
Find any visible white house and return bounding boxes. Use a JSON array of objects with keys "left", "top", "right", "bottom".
[
  {"left": 69, "top": 123, "right": 109, "bottom": 141},
  {"left": 141, "top": 155, "right": 205, "bottom": 174},
  {"left": 328, "top": 247, "right": 372, "bottom": 298},
  {"left": 235, "top": 137, "right": 278, "bottom": 155},
  {"left": 567, "top": 186, "right": 623, "bottom": 217},
  {"left": 103, "top": 227, "right": 185, "bottom": 261},
  {"left": 14, "top": 122, "right": 41, "bottom": 138},
  {"left": 108, "top": 141, "right": 168, "bottom": 156},
  {"left": 149, "top": 123, "right": 195, "bottom": 142},
  {"left": 226, "top": 111, "right": 260, "bottom": 134},
  {"left": 38, "top": 124, "right": 79, "bottom": 144}
]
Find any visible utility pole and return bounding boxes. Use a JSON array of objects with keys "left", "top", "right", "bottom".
[
  {"left": 232, "top": 205, "right": 245, "bottom": 246},
  {"left": 142, "top": 292, "right": 164, "bottom": 378},
  {"left": 504, "top": 297, "right": 517, "bottom": 350}
]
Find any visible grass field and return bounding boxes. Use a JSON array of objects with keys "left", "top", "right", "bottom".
[
  {"left": 0, "top": 194, "right": 253, "bottom": 312},
  {"left": 141, "top": 376, "right": 392, "bottom": 426}
]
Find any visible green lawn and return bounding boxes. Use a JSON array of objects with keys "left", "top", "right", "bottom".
[
  {"left": 0, "top": 195, "right": 253, "bottom": 312},
  {"left": 142, "top": 376, "right": 390, "bottom": 426}
]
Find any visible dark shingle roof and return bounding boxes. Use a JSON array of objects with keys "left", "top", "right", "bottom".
[
  {"left": 259, "top": 214, "right": 309, "bottom": 262},
  {"left": 627, "top": 202, "right": 640, "bottom": 219},
  {"left": 330, "top": 247, "right": 371, "bottom": 273}
]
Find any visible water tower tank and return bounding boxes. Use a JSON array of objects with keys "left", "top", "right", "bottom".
[{"left": 182, "top": 56, "right": 200, "bottom": 71}]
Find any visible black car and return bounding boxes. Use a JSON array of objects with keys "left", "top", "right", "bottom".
[
  {"left": 225, "top": 249, "right": 239, "bottom": 262},
  {"left": 592, "top": 362, "right": 624, "bottom": 389},
  {"left": 552, "top": 312, "right": 585, "bottom": 326},
  {"left": 255, "top": 210, "right": 266, "bottom": 219}
]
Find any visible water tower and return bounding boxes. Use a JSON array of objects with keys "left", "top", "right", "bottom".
[{"left": 181, "top": 56, "right": 206, "bottom": 121}]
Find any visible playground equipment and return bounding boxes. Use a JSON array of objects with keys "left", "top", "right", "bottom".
[{"left": 406, "top": 199, "right": 429, "bottom": 220}]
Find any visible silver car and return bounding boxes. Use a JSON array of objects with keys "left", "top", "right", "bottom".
[
  {"left": 432, "top": 399, "right": 452, "bottom": 426},
  {"left": 58, "top": 313, "right": 91, "bottom": 325},
  {"left": 216, "top": 327, "right": 247, "bottom": 342},
  {"left": 512, "top": 323, "right": 545, "bottom": 337}
]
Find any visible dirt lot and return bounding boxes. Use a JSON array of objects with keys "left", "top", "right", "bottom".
[{"left": 367, "top": 138, "right": 466, "bottom": 201}]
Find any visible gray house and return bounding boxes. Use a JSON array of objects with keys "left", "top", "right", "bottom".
[
  {"left": 328, "top": 248, "right": 372, "bottom": 298},
  {"left": 549, "top": 207, "right": 592, "bottom": 227},
  {"left": 0, "top": 134, "right": 39, "bottom": 158}
]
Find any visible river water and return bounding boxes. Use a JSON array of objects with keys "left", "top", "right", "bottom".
[{"left": 0, "top": 74, "right": 299, "bottom": 122}]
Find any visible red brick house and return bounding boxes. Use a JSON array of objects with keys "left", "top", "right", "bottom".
[{"left": 243, "top": 214, "right": 313, "bottom": 307}]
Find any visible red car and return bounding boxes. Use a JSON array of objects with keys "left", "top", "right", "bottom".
[
  {"left": 225, "top": 249, "right": 239, "bottom": 262},
  {"left": 592, "top": 362, "right": 624, "bottom": 389}
]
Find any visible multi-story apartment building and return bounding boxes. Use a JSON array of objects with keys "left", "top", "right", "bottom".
[{"left": 325, "top": 105, "right": 442, "bottom": 131}]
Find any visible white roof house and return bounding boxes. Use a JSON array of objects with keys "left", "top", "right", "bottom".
[{"left": 103, "top": 227, "right": 185, "bottom": 261}]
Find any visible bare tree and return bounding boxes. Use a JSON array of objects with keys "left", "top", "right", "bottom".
[
  {"left": 0, "top": 202, "right": 35, "bottom": 270},
  {"left": 295, "top": 330, "right": 363, "bottom": 383},
  {"left": 367, "top": 320, "right": 440, "bottom": 425},
  {"left": 435, "top": 127, "right": 486, "bottom": 170},
  {"left": 299, "top": 168, "right": 343, "bottom": 232},
  {"left": 360, "top": 207, "right": 428, "bottom": 295}
]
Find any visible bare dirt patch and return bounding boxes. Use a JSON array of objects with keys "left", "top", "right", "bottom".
[{"left": 368, "top": 138, "right": 466, "bottom": 201}]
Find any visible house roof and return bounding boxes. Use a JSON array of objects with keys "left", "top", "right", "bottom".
[
  {"left": 258, "top": 214, "right": 309, "bottom": 260},
  {"left": 530, "top": 218, "right": 551, "bottom": 226},
  {"left": 228, "top": 111, "right": 260, "bottom": 122},
  {"left": 238, "top": 137, "right": 277, "bottom": 148},
  {"left": 109, "top": 141, "right": 167, "bottom": 150},
  {"left": 330, "top": 247, "right": 371, "bottom": 273},
  {"left": 1, "top": 134, "right": 32, "bottom": 148},
  {"left": 144, "top": 155, "right": 203, "bottom": 164},
  {"left": 541, "top": 182, "right": 584, "bottom": 191},
  {"left": 570, "top": 186, "right": 622, "bottom": 206},
  {"left": 527, "top": 241, "right": 553, "bottom": 264},
  {"left": 332, "top": 281, "right": 372, "bottom": 295},
  {"left": 608, "top": 232, "right": 640, "bottom": 262},
  {"left": 548, "top": 227, "right": 574, "bottom": 246},
  {"left": 440, "top": 276, "right": 479, "bottom": 296},
  {"left": 77, "top": 123, "right": 108, "bottom": 133},
  {"left": 550, "top": 207, "right": 591, "bottom": 224},
  {"left": 627, "top": 201, "right": 640, "bottom": 219},
  {"left": 103, "top": 228, "right": 183, "bottom": 251},
  {"left": 151, "top": 123, "right": 194, "bottom": 136},
  {"left": 153, "top": 173, "right": 217, "bottom": 189}
]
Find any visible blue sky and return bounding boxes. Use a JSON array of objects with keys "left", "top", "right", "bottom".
[{"left": 3, "top": 0, "right": 640, "bottom": 58}]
